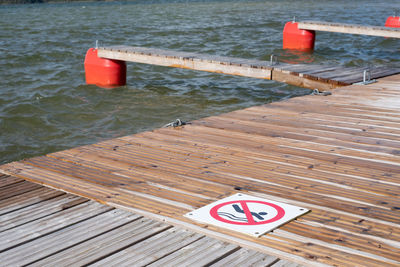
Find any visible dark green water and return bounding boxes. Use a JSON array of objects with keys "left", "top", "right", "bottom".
[{"left": 1, "top": 0, "right": 399, "bottom": 164}]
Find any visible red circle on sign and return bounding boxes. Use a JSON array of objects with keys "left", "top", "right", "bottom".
[{"left": 209, "top": 200, "right": 285, "bottom": 225}]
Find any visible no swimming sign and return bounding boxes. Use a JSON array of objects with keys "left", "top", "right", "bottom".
[{"left": 185, "top": 193, "right": 309, "bottom": 237}]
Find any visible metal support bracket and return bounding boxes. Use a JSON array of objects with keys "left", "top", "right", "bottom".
[
  {"left": 354, "top": 69, "right": 376, "bottom": 85},
  {"left": 270, "top": 54, "right": 279, "bottom": 66}
]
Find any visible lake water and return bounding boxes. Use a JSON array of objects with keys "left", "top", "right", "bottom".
[{"left": 0, "top": 0, "right": 399, "bottom": 164}]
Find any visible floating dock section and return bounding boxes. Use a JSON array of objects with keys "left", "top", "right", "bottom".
[
  {"left": 298, "top": 21, "right": 400, "bottom": 38},
  {"left": 97, "top": 46, "right": 400, "bottom": 90},
  {"left": 1, "top": 74, "right": 400, "bottom": 266}
]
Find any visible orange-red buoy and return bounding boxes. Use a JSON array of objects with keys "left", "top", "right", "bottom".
[
  {"left": 385, "top": 16, "right": 400, "bottom": 28},
  {"left": 84, "top": 48, "right": 126, "bottom": 88},
  {"left": 283, "top": 21, "right": 315, "bottom": 51}
]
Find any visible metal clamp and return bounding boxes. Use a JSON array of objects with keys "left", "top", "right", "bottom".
[
  {"left": 163, "top": 119, "right": 190, "bottom": 128},
  {"left": 311, "top": 89, "right": 332, "bottom": 96},
  {"left": 270, "top": 54, "right": 278, "bottom": 66},
  {"left": 355, "top": 69, "right": 376, "bottom": 85}
]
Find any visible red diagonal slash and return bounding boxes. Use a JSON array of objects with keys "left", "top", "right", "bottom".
[{"left": 239, "top": 200, "right": 255, "bottom": 224}]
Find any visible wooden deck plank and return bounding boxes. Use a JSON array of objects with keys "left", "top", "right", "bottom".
[
  {"left": 56, "top": 136, "right": 399, "bottom": 203},
  {"left": 0, "top": 186, "right": 64, "bottom": 216},
  {"left": 231, "top": 106, "right": 400, "bottom": 137},
  {"left": 88, "top": 137, "right": 400, "bottom": 213},
  {"left": 115, "top": 132, "right": 400, "bottom": 207},
  {"left": 0, "top": 180, "right": 42, "bottom": 201},
  {"left": 195, "top": 116, "right": 400, "bottom": 163},
  {"left": 91, "top": 228, "right": 204, "bottom": 266},
  {"left": 126, "top": 129, "right": 400, "bottom": 184},
  {"left": 0, "top": 209, "right": 141, "bottom": 266},
  {"left": 0, "top": 194, "right": 87, "bottom": 232},
  {"left": 298, "top": 21, "right": 400, "bottom": 38},
  {"left": 30, "top": 218, "right": 171, "bottom": 266},
  {"left": 209, "top": 248, "right": 279, "bottom": 266},
  {"left": 1, "top": 161, "right": 194, "bottom": 216},
  {"left": 0, "top": 174, "right": 23, "bottom": 188},
  {"left": 145, "top": 236, "right": 239, "bottom": 267},
  {"left": 23, "top": 156, "right": 209, "bottom": 209},
  {"left": 0, "top": 201, "right": 112, "bottom": 252},
  {"left": 271, "top": 259, "right": 305, "bottom": 267},
  {"left": 117, "top": 134, "right": 400, "bottom": 201},
  {"left": 48, "top": 144, "right": 400, "bottom": 231},
  {"left": 128, "top": 127, "right": 400, "bottom": 185},
  {"left": 279, "top": 221, "right": 400, "bottom": 262}
]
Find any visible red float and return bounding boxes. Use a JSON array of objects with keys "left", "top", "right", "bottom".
[
  {"left": 385, "top": 16, "right": 400, "bottom": 28},
  {"left": 84, "top": 48, "right": 126, "bottom": 88},
  {"left": 283, "top": 21, "right": 315, "bottom": 51}
]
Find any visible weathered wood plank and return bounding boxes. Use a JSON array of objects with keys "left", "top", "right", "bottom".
[
  {"left": 0, "top": 201, "right": 112, "bottom": 252},
  {"left": 91, "top": 228, "right": 203, "bottom": 266},
  {"left": 271, "top": 259, "right": 305, "bottom": 267},
  {"left": 49, "top": 142, "right": 400, "bottom": 230},
  {"left": 145, "top": 236, "right": 240, "bottom": 266},
  {"left": 118, "top": 131, "right": 400, "bottom": 198},
  {"left": 298, "top": 21, "right": 400, "bottom": 38},
  {"left": 280, "top": 220, "right": 400, "bottom": 262},
  {"left": 30, "top": 218, "right": 171, "bottom": 266},
  {"left": 0, "top": 175, "right": 23, "bottom": 188},
  {"left": 0, "top": 186, "right": 64, "bottom": 216},
  {"left": 90, "top": 136, "right": 398, "bottom": 214},
  {"left": 0, "top": 209, "right": 141, "bottom": 266},
  {"left": 98, "top": 46, "right": 272, "bottom": 80},
  {"left": 0, "top": 180, "right": 42, "bottom": 201},
  {"left": 138, "top": 125, "right": 400, "bottom": 183},
  {"left": 0, "top": 194, "right": 87, "bottom": 232},
  {"left": 210, "top": 247, "right": 279, "bottom": 266}
]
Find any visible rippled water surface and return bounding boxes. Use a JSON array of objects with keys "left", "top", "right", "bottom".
[{"left": 1, "top": 0, "right": 399, "bottom": 164}]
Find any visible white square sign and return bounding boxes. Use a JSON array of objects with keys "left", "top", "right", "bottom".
[{"left": 185, "top": 193, "right": 309, "bottom": 237}]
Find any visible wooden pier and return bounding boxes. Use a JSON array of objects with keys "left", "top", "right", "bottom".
[
  {"left": 1, "top": 74, "right": 400, "bottom": 266},
  {"left": 298, "top": 21, "right": 400, "bottom": 38},
  {"left": 1, "top": 174, "right": 297, "bottom": 266},
  {"left": 98, "top": 46, "right": 400, "bottom": 91}
]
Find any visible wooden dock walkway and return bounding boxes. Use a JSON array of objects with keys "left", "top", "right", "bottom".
[
  {"left": 298, "top": 21, "right": 400, "bottom": 38},
  {"left": 98, "top": 46, "right": 400, "bottom": 91},
  {"left": 1, "top": 75, "right": 400, "bottom": 266},
  {"left": 0, "top": 174, "right": 299, "bottom": 266}
]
